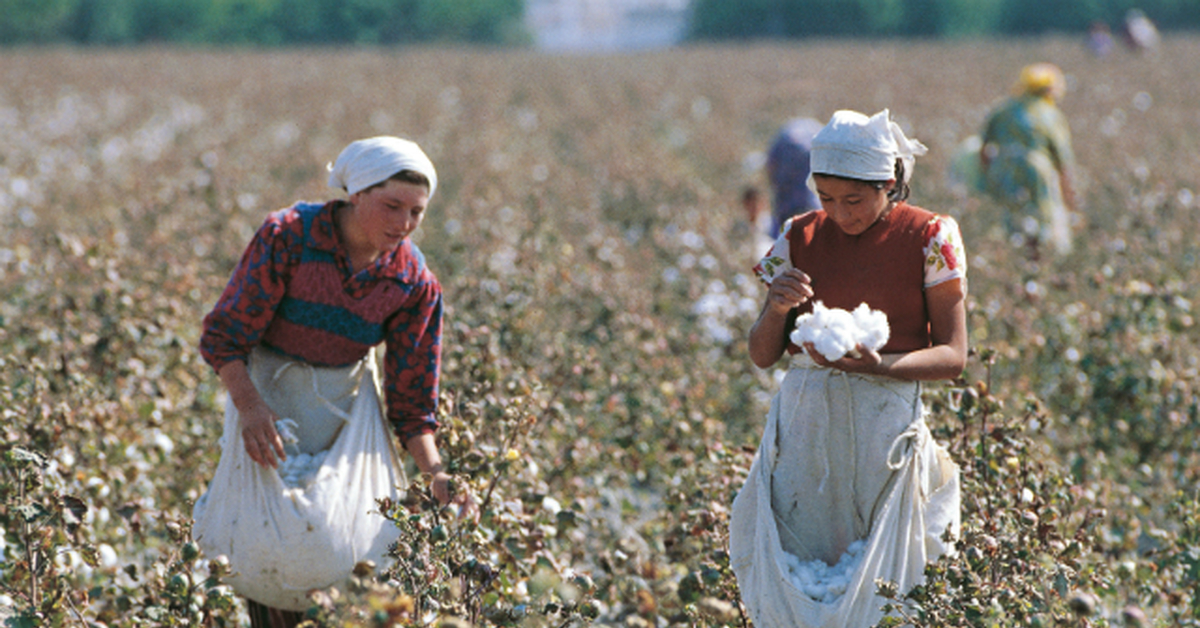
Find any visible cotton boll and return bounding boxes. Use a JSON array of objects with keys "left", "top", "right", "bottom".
[
  {"left": 789, "top": 312, "right": 816, "bottom": 346},
  {"left": 782, "top": 539, "right": 867, "bottom": 605},
  {"left": 276, "top": 419, "right": 300, "bottom": 445},
  {"left": 804, "top": 583, "right": 828, "bottom": 600},
  {"left": 851, "top": 304, "right": 890, "bottom": 351},
  {"left": 813, "top": 329, "right": 856, "bottom": 362},
  {"left": 278, "top": 449, "right": 330, "bottom": 489},
  {"left": 276, "top": 418, "right": 302, "bottom": 460},
  {"left": 98, "top": 543, "right": 119, "bottom": 569}
]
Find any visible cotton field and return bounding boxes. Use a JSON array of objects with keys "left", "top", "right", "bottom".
[{"left": 1, "top": 37, "right": 1199, "bottom": 627}]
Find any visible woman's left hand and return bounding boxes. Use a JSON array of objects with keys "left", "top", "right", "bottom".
[
  {"left": 430, "top": 471, "right": 454, "bottom": 505},
  {"left": 804, "top": 342, "right": 884, "bottom": 374},
  {"left": 431, "top": 471, "right": 479, "bottom": 521}
]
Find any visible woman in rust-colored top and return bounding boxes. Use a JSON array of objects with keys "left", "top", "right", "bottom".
[{"left": 730, "top": 110, "right": 966, "bottom": 628}]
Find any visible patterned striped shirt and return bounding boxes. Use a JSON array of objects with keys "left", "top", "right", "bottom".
[{"left": 200, "top": 200, "right": 442, "bottom": 443}]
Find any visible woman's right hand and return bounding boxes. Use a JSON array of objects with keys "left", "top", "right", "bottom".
[
  {"left": 240, "top": 402, "right": 286, "bottom": 468},
  {"left": 765, "top": 268, "right": 814, "bottom": 316},
  {"left": 217, "top": 360, "right": 287, "bottom": 469}
]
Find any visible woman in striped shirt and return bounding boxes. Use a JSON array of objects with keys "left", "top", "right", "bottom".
[{"left": 197, "top": 137, "right": 458, "bottom": 627}]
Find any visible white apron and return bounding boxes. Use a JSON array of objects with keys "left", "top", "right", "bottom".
[
  {"left": 729, "top": 355, "right": 960, "bottom": 628},
  {"left": 192, "top": 346, "right": 406, "bottom": 611}
]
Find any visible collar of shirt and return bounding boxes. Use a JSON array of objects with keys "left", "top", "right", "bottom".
[{"left": 307, "top": 200, "right": 428, "bottom": 285}]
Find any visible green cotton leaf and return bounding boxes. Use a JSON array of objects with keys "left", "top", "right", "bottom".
[
  {"left": 144, "top": 606, "right": 168, "bottom": 621},
  {"left": 13, "top": 503, "right": 46, "bottom": 523},
  {"left": 6, "top": 448, "right": 47, "bottom": 469},
  {"left": 1183, "top": 545, "right": 1200, "bottom": 581},
  {"left": 1053, "top": 568, "right": 1073, "bottom": 598},
  {"left": 60, "top": 495, "right": 88, "bottom": 534},
  {"left": 80, "top": 544, "right": 100, "bottom": 568},
  {"left": 555, "top": 509, "right": 581, "bottom": 530},
  {"left": 5, "top": 609, "right": 42, "bottom": 628},
  {"left": 115, "top": 502, "right": 140, "bottom": 521}
]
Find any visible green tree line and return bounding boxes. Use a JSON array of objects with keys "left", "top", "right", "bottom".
[
  {"left": 0, "top": 0, "right": 527, "bottom": 45},
  {"left": 0, "top": 0, "right": 1195, "bottom": 49},
  {"left": 688, "top": 0, "right": 1199, "bottom": 39}
]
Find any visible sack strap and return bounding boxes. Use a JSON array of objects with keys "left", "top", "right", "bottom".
[{"left": 886, "top": 410, "right": 930, "bottom": 502}]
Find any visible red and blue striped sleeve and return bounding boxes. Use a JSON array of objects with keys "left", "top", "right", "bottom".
[
  {"left": 199, "top": 210, "right": 301, "bottom": 372},
  {"left": 383, "top": 277, "right": 444, "bottom": 445}
]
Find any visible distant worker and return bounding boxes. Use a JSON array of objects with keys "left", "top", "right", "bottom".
[
  {"left": 1086, "top": 21, "right": 1115, "bottom": 58},
  {"left": 1122, "top": 9, "right": 1160, "bottom": 52},
  {"left": 766, "top": 117, "right": 823, "bottom": 236},
  {"left": 980, "top": 63, "right": 1078, "bottom": 258},
  {"left": 734, "top": 185, "right": 775, "bottom": 258}
]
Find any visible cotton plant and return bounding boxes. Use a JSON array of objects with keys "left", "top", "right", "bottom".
[
  {"left": 692, "top": 276, "right": 762, "bottom": 345},
  {"left": 790, "top": 301, "right": 890, "bottom": 361}
]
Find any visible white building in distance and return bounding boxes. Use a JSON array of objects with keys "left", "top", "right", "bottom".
[{"left": 526, "top": 0, "right": 691, "bottom": 53}]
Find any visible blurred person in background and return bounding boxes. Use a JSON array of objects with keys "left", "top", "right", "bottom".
[
  {"left": 1122, "top": 9, "right": 1160, "bottom": 53},
  {"left": 195, "top": 137, "right": 466, "bottom": 628},
  {"left": 980, "top": 62, "right": 1078, "bottom": 259},
  {"left": 766, "top": 117, "right": 824, "bottom": 237},
  {"left": 734, "top": 185, "right": 775, "bottom": 259},
  {"left": 733, "top": 109, "right": 964, "bottom": 627},
  {"left": 1087, "top": 21, "right": 1115, "bottom": 58}
]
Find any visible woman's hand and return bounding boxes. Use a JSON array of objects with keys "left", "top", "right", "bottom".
[
  {"left": 804, "top": 342, "right": 884, "bottom": 375},
  {"left": 765, "top": 268, "right": 814, "bottom": 315},
  {"left": 430, "top": 471, "right": 479, "bottom": 521},
  {"left": 217, "top": 360, "right": 286, "bottom": 469},
  {"left": 240, "top": 401, "right": 286, "bottom": 468},
  {"left": 749, "top": 268, "right": 814, "bottom": 369},
  {"left": 240, "top": 403, "right": 286, "bottom": 465},
  {"left": 430, "top": 470, "right": 455, "bottom": 505},
  {"left": 407, "top": 432, "right": 478, "bottom": 519}
]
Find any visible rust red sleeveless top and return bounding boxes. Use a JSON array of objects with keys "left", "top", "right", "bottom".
[{"left": 782, "top": 202, "right": 941, "bottom": 354}]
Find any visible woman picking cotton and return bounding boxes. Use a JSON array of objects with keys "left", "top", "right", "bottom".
[
  {"left": 731, "top": 110, "right": 964, "bottom": 627},
  {"left": 980, "top": 62, "right": 1078, "bottom": 259},
  {"left": 193, "top": 137, "right": 466, "bottom": 628}
]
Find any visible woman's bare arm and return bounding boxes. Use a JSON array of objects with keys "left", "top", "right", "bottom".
[
  {"left": 217, "top": 360, "right": 286, "bottom": 468},
  {"left": 805, "top": 278, "right": 967, "bottom": 381},
  {"left": 748, "top": 268, "right": 813, "bottom": 368}
]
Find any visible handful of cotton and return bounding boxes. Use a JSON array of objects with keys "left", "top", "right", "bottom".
[{"left": 790, "top": 301, "right": 890, "bottom": 361}]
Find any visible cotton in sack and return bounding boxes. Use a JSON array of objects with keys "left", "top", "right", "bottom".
[
  {"left": 192, "top": 348, "right": 406, "bottom": 611},
  {"left": 729, "top": 342, "right": 960, "bottom": 626}
]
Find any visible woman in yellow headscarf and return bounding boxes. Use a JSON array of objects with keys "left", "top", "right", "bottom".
[{"left": 980, "top": 62, "right": 1078, "bottom": 258}]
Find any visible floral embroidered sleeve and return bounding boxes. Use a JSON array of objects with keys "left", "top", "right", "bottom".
[
  {"left": 752, "top": 218, "right": 795, "bottom": 285},
  {"left": 922, "top": 215, "right": 968, "bottom": 289}
]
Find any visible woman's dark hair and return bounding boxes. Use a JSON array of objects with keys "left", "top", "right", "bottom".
[
  {"left": 820, "top": 158, "right": 911, "bottom": 203},
  {"left": 360, "top": 169, "right": 430, "bottom": 194},
  {"left": 866, "top": 159, "right": 910, "bottom": 202}
]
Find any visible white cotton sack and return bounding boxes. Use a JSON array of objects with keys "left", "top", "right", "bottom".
[
  {"left": 192, "top": 349, "right": 406, "bottom": 612},
  {"left": 790, "top": 301, "right": 890, "bottom": 361}
]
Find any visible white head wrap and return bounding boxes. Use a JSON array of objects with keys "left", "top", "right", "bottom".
[
  {"left": 326, "top": 136, "right": 438, "bottom": 198},
  {"left": 807, "top": 109, "right": 927, "bottom": 189}
]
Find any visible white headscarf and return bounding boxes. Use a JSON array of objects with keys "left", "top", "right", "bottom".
[
  {"left": 326, "top": 136, "right": 438, "bottom": 198},
  {"left": 807, "top": 109, "right": 927, "bottom": 189}
]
